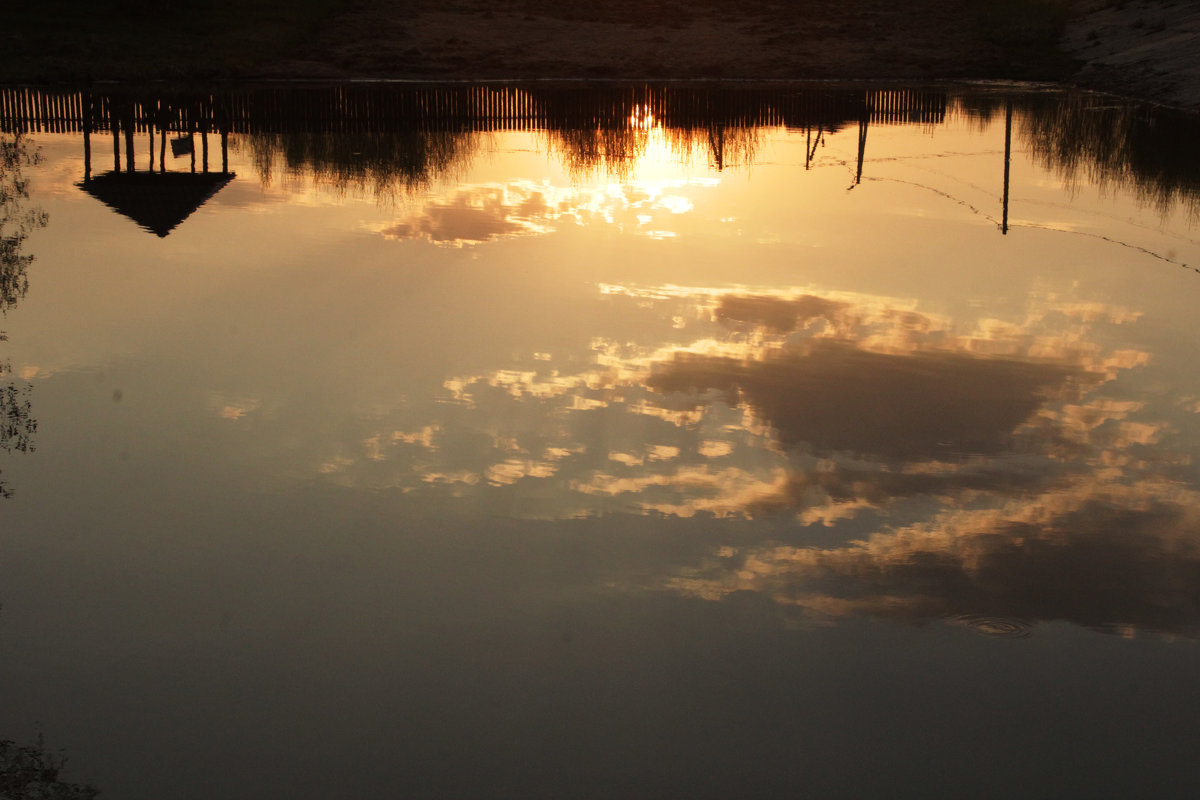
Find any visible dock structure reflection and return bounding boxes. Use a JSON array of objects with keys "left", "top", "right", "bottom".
[{"left": 75, "top": 93, "right": 235, "bottom": 238}]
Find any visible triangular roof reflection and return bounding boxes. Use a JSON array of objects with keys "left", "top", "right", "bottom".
[{"left": 77, "top": 171, "right": 234, "bottom": 238}]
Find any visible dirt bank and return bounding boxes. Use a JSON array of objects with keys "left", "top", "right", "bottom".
[
  {"left": 1062, "top": 0, "right": 1200, "bottom": 109},
  {"left": 271, "top": 0, "right": 1200, "bottom": 110},
  {"left": 274, "top": 0, "right": 1075, "bottom": 83},
  {"left": 2, "top": 0, "right": 1197, "bottom": 111}
]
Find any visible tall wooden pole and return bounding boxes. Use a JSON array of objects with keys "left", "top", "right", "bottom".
[
  {"left": 112, "top": 112, "right": 121, "bottom": 172},
  {"left": 1002, "top": 98, "right": 1012, "bottom": 235},
  {"left": 124, "top": 109, "right": 134, "bottom": 173},
  {"left": 83, "top": 93, "right": 92, "bottom": 182},
  {"left": 856, "top": 115, "right": 867, "bottom": 185}
]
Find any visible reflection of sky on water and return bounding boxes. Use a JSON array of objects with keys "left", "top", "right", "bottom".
[
  {"left": 276, "top": 270, "right": 1196, "bottom": 637},
  {"left": 6, "top": 92, "right": 1200, "bottom": 798},
  {"left": 13, "top": 102, "right": 1200, "bottom": 643},
  {"left": 673, "top": 479, "right": 1200, "bottom": 638},
  {"left": 313, "top": 282, "right": 1144, "bottom": 510}
]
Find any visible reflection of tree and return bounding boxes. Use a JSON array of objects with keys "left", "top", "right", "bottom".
[
  {"left": 957, "top": 92, "right": 1200, "bottom": 214},
  {"left": 545, "top": 122, "right": 761, "bottom": 179},
  {"left": 0, "top": 379, "right": 36, "bottom": 498},
  {"left": 1030, "top": 99, "right": 1200, "bottom": 213},
  {"left": 247, "top": 121, "right": 761, "bottom": 190},
  {"left": 1, "top": 132, "right": 45, "bottom": 499},
  {"left": 236, "top": 83, "right": 856, "bottom": 191},
  {"left": 0, "top": 736, "right": 98, "bottom": 799},
  {"left": 1, "top": 133, "right": 45, "bottom": 314},
  {"left": 246, "top": 129, "right": 485, "bottom": 200}
]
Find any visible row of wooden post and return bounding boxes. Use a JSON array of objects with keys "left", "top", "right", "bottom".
[{"left": 1, "top": 86, "right": 949, "bottom": 136}]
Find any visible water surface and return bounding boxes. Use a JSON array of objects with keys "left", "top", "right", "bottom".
[{"left": 2, "top": 83, "right": 1200, "bottom": 798}]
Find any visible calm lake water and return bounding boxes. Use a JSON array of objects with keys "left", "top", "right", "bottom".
[{"left": 3, "top": 83, "right": 1200, "bottom": 798}]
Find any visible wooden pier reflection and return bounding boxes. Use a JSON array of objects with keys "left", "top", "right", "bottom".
[{"left": 75, "top": 94, "right": 234, "bottom": 237}]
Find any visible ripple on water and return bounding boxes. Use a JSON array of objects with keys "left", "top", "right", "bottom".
[{"left": 948, "top": 615, "right": 1033, "bottom": 639}]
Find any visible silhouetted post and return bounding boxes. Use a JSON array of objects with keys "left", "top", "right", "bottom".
[
  {"left": 806, "top": 126, "right": 822, "bottom": 170},
  {"left": 82, "top": 94, "right": 92, "bottom": 182},
  {"left": 112, "top": 113, "right": 121, "bottom": 172},
  {"left": 202, "top": 129, "right": 209, "bottom": 173},
  {"left": 1002, "top": 98, "right": 1012, "bottom": 235},
  {"left": 221, "top": 129, "right": 228, "bottom": 173},
  {"left": 856, "top": 114, "right": 868, "bottom": 185},
  {"left": 149, "top": 125, "right": 155, "bottom": 171},
  {"left": 709, "top": 125, "right": 725, "bottom": 171},
  {"left": 124, "top": 113, "right": 134, "bottom": 174}
]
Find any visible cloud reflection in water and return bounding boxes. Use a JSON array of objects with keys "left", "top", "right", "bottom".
[
  {"left": 308, "top": 280, "right": 1199, "bottom": 637},
  {"left": 373, "top": 179, "right": 712, "bottom": 246}
]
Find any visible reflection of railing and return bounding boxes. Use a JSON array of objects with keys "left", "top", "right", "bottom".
[
  {"left": 0, "top": 91, "right": 229, "bottom": 136},
  {"left": 0, "top": 84, "right": 947, "bottom": 135}
]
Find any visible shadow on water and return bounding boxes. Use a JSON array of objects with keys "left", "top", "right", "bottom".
[{"left": 0, "top": 131, "right": 43, "bottom": 499}]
